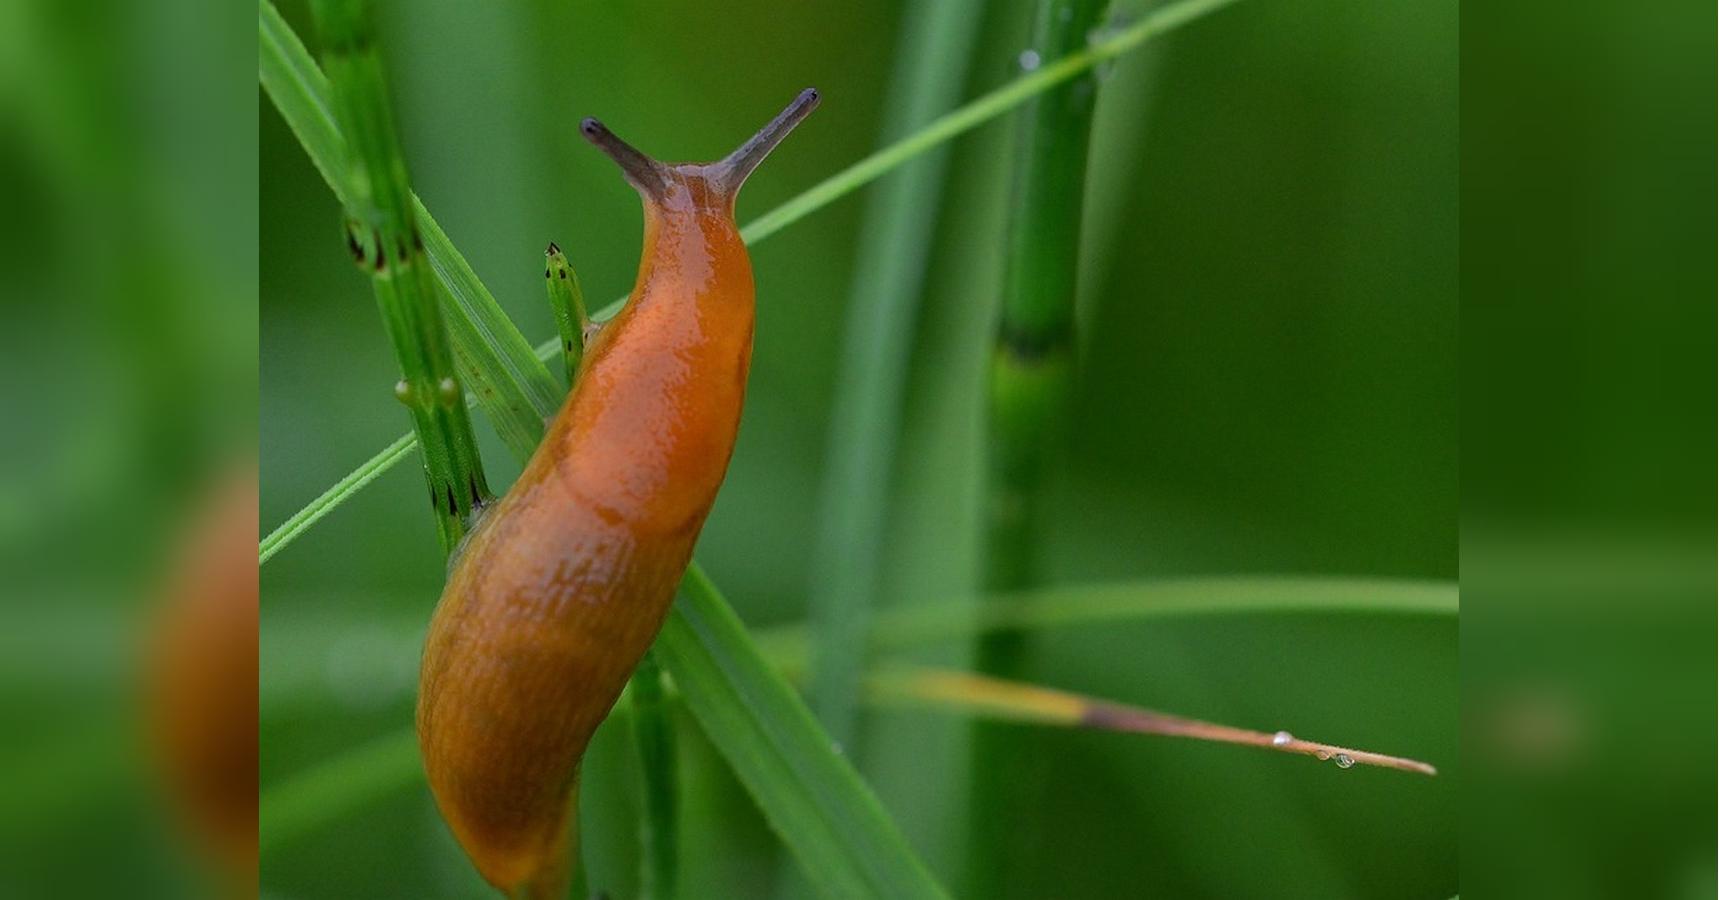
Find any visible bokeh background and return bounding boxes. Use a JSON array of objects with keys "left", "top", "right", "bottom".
[
  {"left": 261, "top": 1, "right": 1455, "bottom": 898},
  {"left": 0, "top": 0, "right": 255, "bottom": 895}
]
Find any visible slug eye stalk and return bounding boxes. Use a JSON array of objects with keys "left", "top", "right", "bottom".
[{"left": 580, "top": 88, "right": 820, "bottom": 201}]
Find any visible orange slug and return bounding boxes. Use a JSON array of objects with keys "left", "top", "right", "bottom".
[
  {"left": 417, "top": 88, "right": 818, "bottom": 898},
  {"left": 149, "top": 463, "right": 260, "bottom": 896}
]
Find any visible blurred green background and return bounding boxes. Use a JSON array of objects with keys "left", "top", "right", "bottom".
[
  {"left": 0, "top": 0, "right": 254, "bottom": 896},
  {"left": 261, "top": 0, "right": 1455, "bottom": 897}
]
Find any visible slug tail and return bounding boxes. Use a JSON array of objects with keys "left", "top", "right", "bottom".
[
  {"left": 712, "top": 88, "right": 819, "bottom": 197},
  {"left": 507, "top": 783, "right": 578, "bottom": 900}
]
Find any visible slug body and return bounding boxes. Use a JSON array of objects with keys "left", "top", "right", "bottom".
[{"left": 417, "top": 90, "right": 817, "bottom": 899}]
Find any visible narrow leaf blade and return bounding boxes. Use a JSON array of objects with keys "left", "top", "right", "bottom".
[{"left": 657, "top": 565, "right": 948, "bottom": 900}]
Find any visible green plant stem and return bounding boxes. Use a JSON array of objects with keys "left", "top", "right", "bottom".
[
  {"left": 259, "top": 0, "right": 1249, "bottom": 564},
  {"left": 265, "top": 7, "right": 950, "bottom": 891},
  {"left": 544, "top": 242, "right": 588, "bottom": 385},
  {"left": 253, "top": 576, "right": 1454, "bottom": 854},
  {"left": 308, "top": 0, "right": 489, "bottom": 554},
  {"left": 630, "top": 652, "right": 678, "bottom": 900},
  {"left": 261, "top": 0, "right": 560, "bottom": 465},
  {"left": 971, "top": 0, "right": 1107, "bottom": 894},
  {"left": 804, "top": 0, "right": 987, "bottom": 753}
]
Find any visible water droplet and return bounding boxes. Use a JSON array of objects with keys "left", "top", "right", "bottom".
[
  {"left": 438, "top": 376, "right": 460, "bottom": 406},
  {"left": 830, "top": 740, "right": 844, "bottom": 756},
  {"left": 1334, "top": 753, "right": 1355, "bottom": 769},
  {"left": 1314, "top": 749, "right": 1332, "bottom": 761},
  {"left": 1018, "top": 49, "right": 1041, "bottom": 72},
  {"left": 393, "top": 379, "right": 413, "bottom": 404},
  {"left": 1271, "top": 731, "right": 1293, "bottom": 746}
]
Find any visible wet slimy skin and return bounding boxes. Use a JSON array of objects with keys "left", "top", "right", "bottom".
[{"left": 417, "top": 89, "right": 818, "bottom": 899}]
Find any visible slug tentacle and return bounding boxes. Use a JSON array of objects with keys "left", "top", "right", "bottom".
[
  {"left": 713, "top": 88, "right": 820, "bottom": 196},
  {"left": 580, "top": 89, "right": 820, "bottom": 206},
  {"left": 579, "top": 117, "right": 670, "bottom": 199},
  {"left": 419, "top": 89, "right": 818, "bottom": 898}
]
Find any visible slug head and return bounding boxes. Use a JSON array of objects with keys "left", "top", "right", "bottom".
[{"left": 579, "top": 88, "right": 819, "bottom": 214}]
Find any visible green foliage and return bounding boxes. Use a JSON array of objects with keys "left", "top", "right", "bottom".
[
  {"left": 263, "top": 1, "right": 953, "bottom": 893},
  {"left": 308, "top": 0, "right": 489, "bottom": 552},
  {"left": 659, "top": 568, "right": 949, "bottom": 899},
  {"left": 804, "top": 0, "right": 988, "bottom": 757},
  {"left": 259, "top": 0, "right": 1456, "bottom": 897}
]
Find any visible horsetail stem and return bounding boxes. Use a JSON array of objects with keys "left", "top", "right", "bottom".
[
  {"left": 309, "top": 0, "right": 490, "bottom": 554},
  {"left": 971, "top": 0, "right": 1108, "bottom": 894},
  {"left": 544, "top": 242, "right": 588, "bottom": 385}
]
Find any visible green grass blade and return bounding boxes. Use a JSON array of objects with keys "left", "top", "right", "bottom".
[
  {"left": 762, "top": 576, "right": 1458, "bottom": 669},
  {"left": 254, "top": 576, "right": 1452, "bottom": 856},
  {"left": 415, "top": 196, "right": 562, "bottom": 449},
  {"left": 264, "top": 7, "right": 951, "bottom": 890},
  {"left": 259, "top": 0, "right": 346, "bottom": 205},
  {"left": 261, "top": 0, "right": 1250, "bottom": 562},
  {"left": 804, "top": 0, "right": 988, "bottom": 752},
  {"left": 657, "top": 565, "right": 948, "bottom": 900},
  {"left": 629, "top": 651, "right": 678, "bottom": 900},
  {"left": 735, "top": 0, "right": 1248, "bottom": 247},
  {"left": 259, "top": 0, "right": 559, "bottom": 468},
  {"left": 258, "top": 431, "right": 414, "bottom": 565}
]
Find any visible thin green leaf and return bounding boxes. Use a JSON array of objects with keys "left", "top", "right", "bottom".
[
  {"left": 261, "top": 0, "right": 1252, "bottom": 561},
  {"left": 259, "top": 0, "right": 560, "bottom": 469},
  {"left": 760, "top": 576, "right": 1458, "bottom": 670},
  {"left": 629, "top": 651, "right": 678, "bottom": 900},
  {"left": 254, "top": 576, "right": 1453, "bottom": 849},
  {"left": 258, "top": 432, "right": 414, "bottom": 564},
  {"left": 264, "top": 5, "right": 951, "bottom": 891},
  {"left": 657, "top": 565, "right": 948, "bottom": 900},
  {"left": 803, "top": 0, "right": 989, "bottom": 751}
]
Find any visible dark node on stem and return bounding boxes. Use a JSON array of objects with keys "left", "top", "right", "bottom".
[
  {"left": 558, "top": 269, "right": 566, "bottom": 280},
  {"left": 412, "top": 229, "right": 424, "bottom": 251},
  {"left": 713, "top": 88, "right": 820, "bottom": 196},
  {"left": 545, "top": 268, "right": 551, "bottom": 279},
  {"left": 996, "top": 320, "right": 1073, "bottom": 364},
  {"left": 580, "top": 117, "right": 669, "bottom": 199}
]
